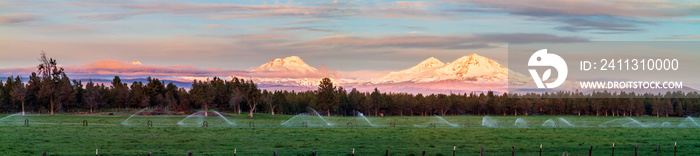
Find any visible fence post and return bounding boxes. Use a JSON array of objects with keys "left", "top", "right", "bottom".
[
  {"left": 480, "top": 146, "right": 484, "bottom": 156},
  {"left": 422, "top": 150, "right": 426, "bottom": 156},
  {"left": 612, "top": 143, "right": 615, "bottom": 156},
  {"left": 539, "top": 144, "right": 542, "bottom": 156},
  {"left": 43, "top": 151, "right": 47, "bottom": 156},
  {"left": 274, "top": 151, "right": 278, "bottom": 156},
  {"left": 453, "top": 146, "right": 456, "bottom": 156},
  {"left": 511, "top": 146, "right": 515, "bottom": 156},
  {"left": 385, "top": 149, "right": 389, "bottom": 156},
  {"left": 312, "top": 150, "right": 316, "bottom": 156},
  {"left": 148, "top": 152, "right": 152, "bottom": 156},
  {"left": 656, "top": 144, "right": 660, "bottom": 156},
  {"left": 588, "top": 146, "right": 592, "bottom": 156},
  {"left": 188, "top": 151, "right": 192, "bottom": 156},
  {"left": 634, "top": 144, "right": 638, "bottom": 156},
  {"left": 674, "top": 142, "right": 677, "bottom": 156}
]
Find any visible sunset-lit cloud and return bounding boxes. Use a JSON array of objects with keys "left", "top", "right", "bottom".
[{"left": 1, "top": 0, "right": 698, "bottom": 90}]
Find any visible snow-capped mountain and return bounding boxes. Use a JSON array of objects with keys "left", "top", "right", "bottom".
[
  {"left": 243, "top": 54, "right": 528, "bottom": 94},
  {"left": 375, "top": 57, "right": 445, "bottom": 83},
  {"left": 253, "top": 56, "right": 319, "bottom": 74},
  {"left": 378, "top": 53, "right": 511, "bottom": 83}
]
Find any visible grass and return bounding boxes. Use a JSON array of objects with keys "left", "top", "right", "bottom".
[{"left": 0, "top": 111, "right": 698, "bottom": 155}]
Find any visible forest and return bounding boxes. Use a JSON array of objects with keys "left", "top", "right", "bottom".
[{"left": 1, "top": 53, "right": 698, "bottom": 117}]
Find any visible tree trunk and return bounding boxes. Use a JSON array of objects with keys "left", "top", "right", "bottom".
[
  {"left": 327, "top": 109, "right": 330, "bottom": 117},
  {"left": 50, "top": 98, "right": 54, "bottom": 116},
  {"left": 204, "top": 103, "right": 208, "bottom": 117},
  {"left": 21, "top": 101, "right": 25, "bottom": 115},
  {"left": 247, "top": 102, "right": 257, "bottom": 117},
  {"left": 271, "top": 106, "right": 276, "bottom": 115},
  {"left": 269, "top": 103, "right": 274, "bottom": 115},
  {"left": 237, "top": 104, "right": 241, "bottom": 114}
]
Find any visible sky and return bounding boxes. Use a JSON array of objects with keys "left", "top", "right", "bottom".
[{"left": 1, "top": 0, "right": 699, "bottom": 87}]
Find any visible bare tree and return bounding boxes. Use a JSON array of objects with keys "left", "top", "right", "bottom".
[
  {"left": 83, "top": 79, "right": 102, "bottom": 113},
  {"left": 245, "top": 81, "right": 260, "bottom": 117},
  {"left": 37, "top": 51, "right": 64, "bottom": 115},
  {"left": 229, "top": 88, "right": 244, "bottom": 114},
  {"left": 10, "top": 77, "right": 27, "bottom": 115}
]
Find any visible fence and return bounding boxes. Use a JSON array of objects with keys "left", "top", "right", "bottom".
[{"left": 39, "top": 143, "right": 682, "bottom": 156}]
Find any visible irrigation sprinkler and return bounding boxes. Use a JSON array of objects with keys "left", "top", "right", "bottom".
[
  {"left": 480, "top": 146, "right": 484, "bottom": 156},
  {"left": 422, "top": 150, "right": 426, "bottom": 156},
  {"left": 453, "top": 146, "right": 456, "bottom": 156},
  {"left": 657, "top": 144, "right": 660, "bottom": 156},
  {"left": 83, "top": 120, "right": 88, "bottom": 126},
  {"left": 634, "top": 144, "right": 638, "bottom": 156},
  {"left": 24, "top": 119, "right": 29, "bottom": 126},
  {"left": 147, "top": 152, "right": 152, "bottom": 156},
  {"left": 674, "top": 142, "right": 677, "bottom": 156},
  {"left": 352, "top": 148, "right": 355, "bottom": 156},
  {"left": 188, "top": 151, "right": 192, "bottom": 156},
  {"left": 430, "top": 123, "right": 437, "bottom": 128},
  {"left": 43, "top": 151, "right": 46, "bottom": 156},
  {"left": 312, "top": 150, "right": 316, "bottom": 156},
  {"left": 511, "top": 145, "right": 515, "bottom": 156},
  {"left": 234, "top": 149, "right": 237, "bottom": 156},
  {"left": 147, "top": 120, "right": 153, "bottom": 128},
  {"left": 390, "top": 123, "right": 396, "bottom": 128},
  {"left": 249, "top": 121, "right": 254, "bottom": 127},
  {"left": 385, "top": 149, "right": 389, "bottom": 156},
  {"left": 612, "top": 143, "right": 615, "bottom": 156},
  {"left": 347, "top": 122, "right": 353, "bottom": 128},
  {"left": 202, "top": 121, "right": 208, "bottom": 127},
  {"left": 96, "top": 149, "right": 98, "bottom": 156},
  {"left": 302, "top": 122, "right": 308, "bottom": 128},
  {"left": 539, "top": 144, "right": 542, "bottom": 156},
  {"left": 588, "top": 145, "right": 592, "bottom": 156},
  {"left": 273, "top": 151, "right": 278, "bottom": 156}
]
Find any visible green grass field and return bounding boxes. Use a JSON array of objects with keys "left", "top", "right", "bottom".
[{"left": 0, "top": 111, "right": 699, "bottom": 155}]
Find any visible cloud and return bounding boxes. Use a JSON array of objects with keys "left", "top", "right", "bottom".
[
  {"left": 205, "top": 24, "right": 223, "bottom": 29},
  {"left": 446, "top": 0, "right": 700, "bottom": 33},
  {"left": 657, "top": 34, "right": 700, "bottom": 40},
  {"left": 269, "top": 26, "right": 335, "bottom": 32},
  {"left": 409, "top": 31, "right": 424, "bottom": 34},
  {"left": 0, "top": 59, "right": 249, "bottom": 82},
  {"left": 0, "top": 13, "right": 40, "bottom": 24},
  {"left": 302, "top": 33, "right": 587, "bottom": 49},
  {"left": 231, "top": 34, "right": 296, "bottom": 40}
]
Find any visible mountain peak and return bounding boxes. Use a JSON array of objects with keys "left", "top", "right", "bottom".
[
  {"left": 253, "top": 56, "right": 318, "bottom": 73},
  {"left": 437, "top": 53, "right": 506, "bottom": 78},
  {"left": 283, "top": 56, "right": 302, "bottom": 61},
  {"left": 415, "top": 57, "right": 445, "bottom": 69},
  {"left": 378, "top": 53, "right": 509, "bottom": 83}
]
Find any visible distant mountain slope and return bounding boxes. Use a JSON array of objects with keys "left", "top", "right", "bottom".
[{"left": 378, "top": 53, "right": 510, "bottom": 83}]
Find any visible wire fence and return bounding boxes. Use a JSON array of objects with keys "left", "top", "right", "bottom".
[{"left": 36, "top": 144, "right": 684, "bottom": 156}]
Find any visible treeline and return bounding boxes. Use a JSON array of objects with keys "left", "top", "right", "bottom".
[{"left": 1, "top": 53, "right": 699, "bottom": 117}]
